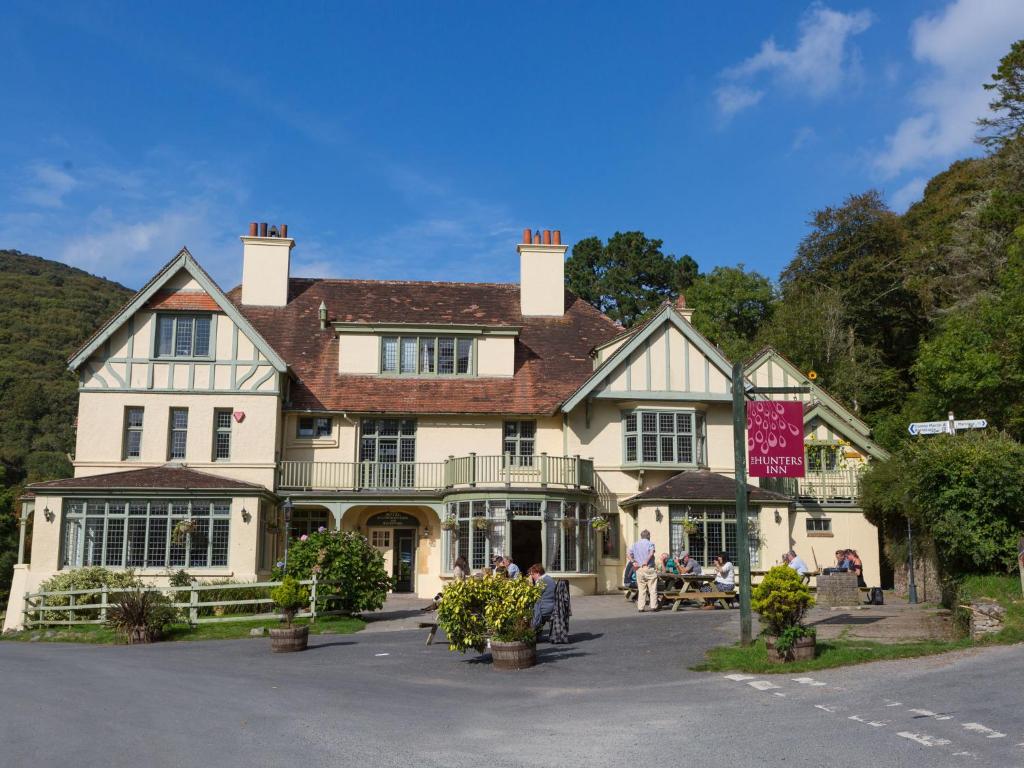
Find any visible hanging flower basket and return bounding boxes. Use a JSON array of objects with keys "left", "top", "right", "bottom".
[
  {"left": 560, "top": 517, "right": 578, "bottom": 531},
  {"left": 440, "top": 516, "right": 458, "bottom": 532},
  {"left": 590, "top": 516, "right": 609, "bottom": 531},
  {"left": 473, "top": 517, "right": 490, "bottom": 531},
  {"left": 682, "top": 519, "right": 699, "bottom": 536},
  {"left": 172, "top": 518, "right": 196, "bottom": 544}
]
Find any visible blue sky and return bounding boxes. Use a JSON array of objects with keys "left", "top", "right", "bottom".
[{"left": 2, "top": 0, "right": 1022, "bottom": 290}]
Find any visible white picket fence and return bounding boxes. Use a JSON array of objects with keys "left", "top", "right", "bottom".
[{"left": 22, "top": 575, "right": 345, "bottom": 628}]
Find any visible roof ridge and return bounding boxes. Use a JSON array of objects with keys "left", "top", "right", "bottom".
[{"left": 289, "top": 277, "right": 520, "bottom": 288}]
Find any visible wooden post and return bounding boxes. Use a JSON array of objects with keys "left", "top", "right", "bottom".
[
  {"left": 69, "top": 593, "right": 76, "bottom": 625},
  {"left": 189, "top": 585, "right": 199, "bottom": 625},
  {"left": 100, "top": 585, "right": 108, "bottom": 623},
  {"left": 540, "top": 453, "right": 549, "bottom": 487},
  {"left": 469, "top": 452, "right": 477, "bottom": 487},
  {"left": 310, "top": 573, "right": 318, "bottom": 623},
  {"left": 732, "top": 361, "right": 753, "bottom": 647}
]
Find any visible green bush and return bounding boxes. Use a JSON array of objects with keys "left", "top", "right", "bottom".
[
  {"left": 271, "top": 576, "right": 309, "bottom": 626},
  {"left": 38, "top": 567, "right": 142, "bottom": 621},
  {"left": 105, "top": 589, "right": 176, "bottom": 643},
  {"left": 272, "top": 530, "right": 390, "bottom": 614},
  {"left": 751, "top": 565, "right": 815, "bottom": 639},
  {"left": 195, "top": 578, "right": 270, "bottom": 617},
  {"left": 436, "top": 575, "right": 543, "bottom": 652}
]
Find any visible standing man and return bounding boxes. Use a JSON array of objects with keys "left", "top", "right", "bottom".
[{"left": 628, "top": 530, "right": 658, "bottom": 612}]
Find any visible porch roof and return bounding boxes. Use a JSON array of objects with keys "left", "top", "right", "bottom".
[
  {"left": 28, "top": 464, "right": 269, "bottom": 494},
  {"left": 621, "top": 469, "right": 792, "bottom": 507}
]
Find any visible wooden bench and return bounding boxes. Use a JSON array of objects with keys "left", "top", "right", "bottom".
[
  {"left": 617, "top": 585, "right": 638, "bottom": 602},
  {"left": 668, "top": 590, "right": 737, "bottom": 611},
  {"left": 419, "top": 621, "right": 438, "bottom": 646}
]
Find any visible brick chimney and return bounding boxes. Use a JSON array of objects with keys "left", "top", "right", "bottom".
[
  {"left": 517, "top": 228, "right": 567, "bottom": 316},
  {"left": 674, "top": 293, "right": 694, "bottom": 323},
  {"left": 241, "top": 221, "right": 294, "bottom": 306}
]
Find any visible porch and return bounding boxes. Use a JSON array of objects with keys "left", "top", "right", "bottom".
[
  {"left": 277, "top": 454, "right": 594, "bottom": 493},
  {"left": 760, "top": 469, "right": 862, "bottom": 505}
]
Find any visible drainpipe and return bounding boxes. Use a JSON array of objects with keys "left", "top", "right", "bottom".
[{"left": 17, "top": 500, "right": 31, "bottom": 564}]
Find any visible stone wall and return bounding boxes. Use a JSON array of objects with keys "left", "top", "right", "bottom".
[
  {"left": 893, "top": 550, "right": 943, "bottom": 604},
  {"left": 968, "top": 600, "right": 1005, "bottom": 640},
  {"left": 816, "top": 571, "right": 862, "bottom": 607}
]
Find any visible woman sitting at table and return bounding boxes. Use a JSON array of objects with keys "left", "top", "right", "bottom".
[
  {"left": 679, "top": 552, "right": 712, "bottom": 594},
  {"left": 658, "top": 552, "right": 680, "bottom": 575},
  {"left": 701, "top": 552, "right": 735, "bottom": 610}
]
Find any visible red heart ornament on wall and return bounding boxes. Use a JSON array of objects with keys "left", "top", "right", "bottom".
[{"left": 233, "top": 411, "right": 245, "bottom": 423}]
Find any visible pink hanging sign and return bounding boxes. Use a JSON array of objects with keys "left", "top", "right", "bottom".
[{"left": 747, "top": 401, "right": 805, "bottom": 478}]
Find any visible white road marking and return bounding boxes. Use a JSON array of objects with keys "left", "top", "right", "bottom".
[
  {"left": 792, "top": 676, "right": 827, "bottom": 686},
  {"left": 883, "top": 699, "right": 902, "bottom": 707},
  {"left": 848, "top": 715, "right": 887, "bottom": 727},
  {"left": 815, "top": 704, "right": 838, "bottom": 713},
  {"left": 910, "top": 708, "right": 953, "bottom": 721},
  {"left": 896, "top": 732, "right": 952, "bottom": 747},
  {"left": 772, "top": 692, "right": 786, "bottom": 697},
  {"left": 962, "top": 723, "right": 1006, "bottom": 739},
  {"left": 748, "top": 680, "right": 781, "bottom": 691},
  {"left": 952, "top": 752, "right": 977, "bottom": 758},
  {"left": 724, "top": 674, "right": 755, "bottom": 681},
  {"left": 374, "top": 653, "right": 390, "bottom": 657}
]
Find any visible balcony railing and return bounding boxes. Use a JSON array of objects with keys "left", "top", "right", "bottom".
[
  {"left": 277, "top": 454, "right": 594, "bottom": 493},
  {"left": 761, "top": 469, "right": 862, "bottom": 505}
]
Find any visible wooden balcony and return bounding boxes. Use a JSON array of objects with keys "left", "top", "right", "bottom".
[
  {"left": 277, "top": 454, "right": 595, "bottom": 493},
  {"left": 760, "top": 469, "right": 862, "bottom": 506}
]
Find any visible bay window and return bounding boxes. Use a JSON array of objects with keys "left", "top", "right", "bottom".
[
  {"left": 380, "top": 335, "right": 474, "bottom": 375},
  {"left": 623, "top": 409, "right": 705, "bottom": 466}
]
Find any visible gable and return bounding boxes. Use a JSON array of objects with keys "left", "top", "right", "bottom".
[
  {"left": 804, "top": 404, "right": 890, "bottom": 461},
  {"left": 561, "top": 305, "right": 735, "bottom": 412},
  {"left": 69, "top": 250, "right": 287, "bottom": 395},
  {"left": 744, "top": 347, "right": 871, "bottom": 437}
]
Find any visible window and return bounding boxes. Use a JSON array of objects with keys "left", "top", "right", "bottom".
[
  {"left": 623, "top": 409, "right": 705, "bottom": 465},
  {"left": 503, "top": 421, "right": 536, "bottom": 467},
  {"left": 806, "top": 445, "right": 841, "bottom": 471},
  {"left": 155, "top": 314, "right": 212, "bottom": 358},
  {"left": 668, "top": 505, "right": 760, "bottom": 569},
  {"left": 380, "top": 335, "right": 473, "bottom": 375},
  {"left": 168, "top": 408, "right": 188, "bottom": 460},
  {"left": 359, "top": 419, "right": 417, "bottom": 487},
  {"left": 123, "top": 407, "right": 144, "bottom": 460},
  {"left": 600, "top": 512, "right": 620, "bottom": 559},
  {"left": 290, "top": 508, "right": 330, "bottom": 536},
  {"left": 213, "top": 410, "right": 232, "bottom": 460},
  {"left": 370, "top": 530, "right": 391, "bottom": 548},
  {"left": 806, "top": 517, "right": 832, "bottom": 533},
  {"left": 297, "top": 416, "right": 332, "bottom": 439},
  {"left": 62, "top": 498, "right": 230, "bottom": 569}
]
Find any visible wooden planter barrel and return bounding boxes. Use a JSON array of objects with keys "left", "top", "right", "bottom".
[
  {"left": 490, "top": 640, "right": 536, "bottom": 670},
  {"left": 765, "top": 635, "right": 816, "bottom": 663},
  {"left": 270, "top": 625, "right": 309, "bottom": 653}
]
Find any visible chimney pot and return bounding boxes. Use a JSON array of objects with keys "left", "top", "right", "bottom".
[
  {"left": 281, "top": 224, "right": 288, "bottom": 238},
  {"left": 542, "top": 229, "right": 552, "bottom": 245},
  {"left": 259, "top": 222, "right": 268, "bottom": 237},
  {"left": 532, "top": 231, "right": 541, "bottom": 245},
  {"left": 553, "top": 229, "right": 561, "bottom": 245},
  {"left": 522, "top": 227, "right": 532, "bottom": 244},
  {"left": 248, "top": 222, "right": 258, "bottom": 237}
]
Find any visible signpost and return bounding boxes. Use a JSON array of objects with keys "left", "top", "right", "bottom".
[
  {"left": 732, "top": 362, "right": 810, "bottom": 647},
  {"left": 908, "top": 412, "right": 987, "bottom": 436}
]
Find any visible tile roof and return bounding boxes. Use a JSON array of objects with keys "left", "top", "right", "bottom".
[
  {"left": 227, "top": 279, "right": 622, "bottom": 415},
  {"left": 145, "top": 289, "right": 221, "bottom": 311},
  {"left": 28, "top": 465, "right": 266, "bottom": 492},
  {"left": 621, "top": 469, "right": 792, "bottom": 506}
]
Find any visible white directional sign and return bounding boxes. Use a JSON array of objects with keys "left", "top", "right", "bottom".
[
  {"left": 954, "top": 419, "right": 987, "bottom": 430},
  {"left": 908, "top": 418, "right": 988, "bottom": 436},
  {"left": 908, "top": 421, "right": 950, "bottom": 436}
]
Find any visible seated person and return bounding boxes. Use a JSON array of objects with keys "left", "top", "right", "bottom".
[
  {"left": 713, "top": 552, "right": 735, "bottom": 593},
  {"left": 502, "top": 556, "right": 521, "bottom": 579},
  {"left": 824, "top": 549, "right": 852, "bottom": 575},
  {"left": 846, "top": 549, "right": 866, "bottom": 588},
  {"left": 658, "top": 552, "right": 680, "bottom": 574},
  {"left": 529, "top": 564, "right": 557, "bottom": 630},
  {"left": 679, "top": 552, "right": 712, "bottom": 594},
  {"left": 783, "top": 549, "right": 809, "bottom": 576},
  {"left": 622, "top": 561, "right": 637, "bottom": 588}
]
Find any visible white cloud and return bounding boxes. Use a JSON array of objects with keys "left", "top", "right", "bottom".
[
  {"left": 874, "top": 0, "right": 1024, "bottom": 178},
  {"left": 791, "top": 126, "right": 818, "bottom": 152},
  {"left": 716, "top": 4, "right": 873, "bottom": 119},
  {"left": 24, "top": 163, "right": 78, "bottom": 208},
  {"left": 889, "top": 176, "right": 928, "bottom": 212}
]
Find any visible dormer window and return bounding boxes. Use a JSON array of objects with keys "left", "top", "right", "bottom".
[
  {"left": 623, "top": 408, "right": 706, "bottom": 467},
  {"left": 381, "top": 335, "right": 474, "bottom": 376},
  {"left": 155, "top": 314, "right": 212, "bottom": 358}
]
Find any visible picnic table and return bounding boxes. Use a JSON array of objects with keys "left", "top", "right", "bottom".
[{"left": 618, "top": 572, "right": 738, "bottom": 611}]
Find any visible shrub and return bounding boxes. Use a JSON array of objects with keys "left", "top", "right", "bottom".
[
  {"left": 106, "top": 589, "right": 176, "bottom": 643},
  {"left": 38, "top": 567, "right": 142, "bottom": 621},
  {"left": 436, "top": 575, "right": 543, "bottom": 652},
  {"left": 272, "top": 530, "right": 390, "bottom": 614},
  {"left": 271, "top": 576, "right": 309, "bottom": 627},
  {"left": 751, "top": 565, "right": 814, "bottom": 638},
  {"left": 195, "top": 578, "right": 270, "bottom": 617}
]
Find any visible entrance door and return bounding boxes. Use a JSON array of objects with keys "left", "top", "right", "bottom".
[
  {"left": 510, "top": 520, "right": 542, "bottom": 572},
  {"left": 393, "top": 529, "right": 416, "bottom": 593}
]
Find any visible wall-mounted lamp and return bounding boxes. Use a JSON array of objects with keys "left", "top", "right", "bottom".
[
  {"left": 43, "top": 506, "right": 55, "bottom": 523},
  {"left": 654, "top": 507, "right": 663, "bottom": 523},
  {"left": 774, "top": 509, "right": 782, "bottom": 524},
  {"left": 241, "top": 507, "right": 251, "bottom": 523},
  {"left": 420, "top": 527, "right": 432, "bottom": 540}
]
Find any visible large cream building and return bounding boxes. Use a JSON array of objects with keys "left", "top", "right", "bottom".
[{"left": 4, "top": 224, "right": 889, "bottom": 630}]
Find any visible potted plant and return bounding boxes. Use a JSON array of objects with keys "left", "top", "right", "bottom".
[
  {"left": 590, "top": 515, "right": 609, "bottom": 532},
  {"left": 172, "top": 518, "right": 196, "bottom": 544},
  {"left": 473, "top": 517, "right": 490, "bottom": 531},
  {"left": 440, "top": 515, "right": 458, "bottom": 532},
  {"left": 560, "top": 517, "right": 577, "bottom": 531},
  {"left": 436, "top": 575, "right": 543, "bottom": 670},
  {"left": 269, "top": 576, "right": 310, "bottom": 652},
  {"left": 682, "top": 518, "right": 699, "bottom": 536},
  {"left": 751, "top": 565, "right": 816, "bottom": 662}
]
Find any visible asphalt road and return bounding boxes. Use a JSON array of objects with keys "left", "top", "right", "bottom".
[{"left": 1, "top": 607, "right": 1021, "bottom": 768}]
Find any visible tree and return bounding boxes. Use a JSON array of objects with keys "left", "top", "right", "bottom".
[
  {"left": 686, "top": 265, "right": 776, "bottom": 361},
  {"left": 977, "top": 39, "right": 1024, "bottom": 151},
  {"left": 565, "top": 232, "right": 698, "bottom": 327}
]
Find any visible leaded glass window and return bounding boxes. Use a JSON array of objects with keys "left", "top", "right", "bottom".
[
  {"left": 668, "top": 504, "right": 760, "bottom": 569},
  {"left": 503, "top": 421, "right": 536, "bottom": 467},
  {"left": 168, "top": 408, "right": 188, "bottom": 460},
  {"left": 213, "top": 409, "right": 232, "bottom": 460},
  {"left": 623, "top": 409, "right": 705, "bottom": 466},
  {"left": 380, "top": 334, "right": 474, "bottom": 376},
  {"left": 155, "top": 314, "right": 212, "bottom": 358},
  {"left": 123, "top": 407, "right": 144, "bottom": 460}
]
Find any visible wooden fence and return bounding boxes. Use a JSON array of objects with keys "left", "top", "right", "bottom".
[{"left": 22, "top": 575, "right": 344, "bottom": 629}]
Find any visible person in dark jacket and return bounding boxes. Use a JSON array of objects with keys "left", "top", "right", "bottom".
[{"left": 529, "top": 563, "right": 556, "bottom": 630}]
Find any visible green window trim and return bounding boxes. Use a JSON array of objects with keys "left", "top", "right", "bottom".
[
  {"left": 379, "top": 335, "right": 476, "bottom": 376},
  {"left": 122, "top": 406, "right": 145, "bottom": 461},
  {"left": 213, "top": 409, "right": 232, "bottom": 461},
  {"left": 167, "top": 407, "right": 189, "bottom": 460},
  {"left": 668, "top": 504, "right": 760, "bottom": 569},
  {"left": 622, "top": 408, "right": 706, "bottom": 467},
  {"left": 502, "top": 420, "right": 536, "bottom": 467},
  {"left": 153, "top": 313, "right": 215, "bottom": 360},
  {"left": 296, "top": 416, "right": 333, "bottom": 439}
]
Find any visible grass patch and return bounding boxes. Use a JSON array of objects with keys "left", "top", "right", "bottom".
[
  {"left": 693, "top": 637, "right": 972, "bottom": 674},
  {"left": 2, "top": 615, "right": 365, "bottom": 645},
  {"left": 695, "top": 574, "right": 1024, "bottom": 673}
]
